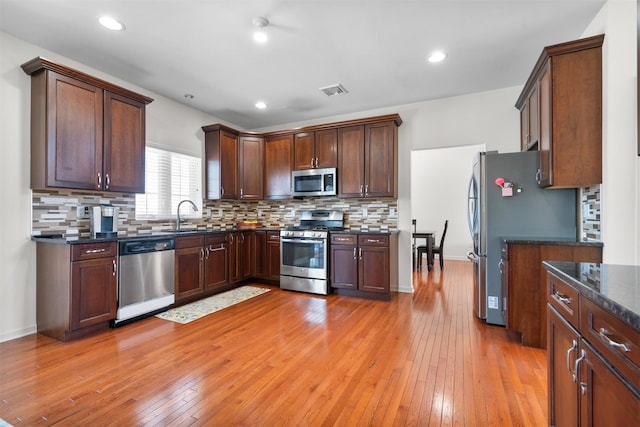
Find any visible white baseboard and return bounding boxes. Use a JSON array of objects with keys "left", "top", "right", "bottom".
[{"left": 0, "top": 325, "right": 37, "bottom": 343}]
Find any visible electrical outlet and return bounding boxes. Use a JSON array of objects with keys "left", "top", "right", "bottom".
[
  {"left": 76, "top": 206, "right": 89, "bottom": 219},
  {"left": 488, "top": 296, "right": 499, "bottom": 310},
  {"left": 389, "top": 208, "right": 396, "bottom": 218},
  {"left": 362, "top": 208, "right": 368, "bottom": 219}
]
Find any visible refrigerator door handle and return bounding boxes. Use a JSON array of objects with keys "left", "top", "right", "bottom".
[{"left": 467, "top": 174, "right": 478, "bottom": 238}]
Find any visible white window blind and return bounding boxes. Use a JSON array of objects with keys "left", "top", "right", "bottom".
[{"left": 135, "top": 146, "right": 202, "bottom": 220}]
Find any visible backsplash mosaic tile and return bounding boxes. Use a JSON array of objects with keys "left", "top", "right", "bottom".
[
  {"left": 581, "top": 185, "right": 601, "bottom": 241},
  {"left": 32, "top": 190, "right": 399, "bottom": 237}
]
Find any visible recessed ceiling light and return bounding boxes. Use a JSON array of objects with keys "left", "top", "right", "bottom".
[
  {"left": 428, "top": 51, "right": 447, "bottom": 63},
  {"left": 255, "top": 101, "right": 267, "bottom": 109},
  {"left": 99, "top": 16, "right": 125, "bottom": 31}
]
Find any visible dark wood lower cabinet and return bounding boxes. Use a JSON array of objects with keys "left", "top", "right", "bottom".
[
  {"left": 265, "top": 231, "right": 281, "bottom": 280},
  {"left": 331, "top": 233, "right": 397, "bottom": 297},
  {"left": 204, "top": 234, "right": 228, "bottom": 291},
  {"left": 36, "top": 241, "right": 117, "bottom": 341},
  {"left": 546, "top": 270, "right": 639, "bottom": 427},
  {"left": 504, "top": 242, "right": 602, "bottom": 348},
  {"left": 175, "top": 235, "right": 205, "bottom": 302}
]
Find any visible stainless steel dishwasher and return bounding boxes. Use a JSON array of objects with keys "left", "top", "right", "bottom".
[{"left": 116, "top": 237, "right": 175, "bottom": 324}]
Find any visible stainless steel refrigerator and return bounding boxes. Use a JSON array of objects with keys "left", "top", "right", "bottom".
[{"left": 467, "top": 150, "right": 577, "bottom": 326}]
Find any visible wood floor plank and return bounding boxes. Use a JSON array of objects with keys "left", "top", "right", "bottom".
[{"left": 0, "top": 260, "right": 548, "bottom": 426}]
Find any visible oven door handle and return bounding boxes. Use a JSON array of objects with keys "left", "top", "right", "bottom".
[{"left": 280, "top": 238, "right": 325, "bottom": 244}]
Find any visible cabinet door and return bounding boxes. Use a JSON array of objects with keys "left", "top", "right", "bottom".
[
  {"left": 228, "top": 233, "right": 241, "bottom": 283},
  {"left": 205, "top": 240, "right": 228, "bottom": 291},
  {"left": 175, "top": 246, "right": 204, "bottom": 301},
  {"left": 579, "top": 339, "right": 640, "bottom": 426},
  {"left": 71, "top": 257, "right": 116, "bottom": 330},
  {"left": 315, "top": 129, "right": 337, "bottom": 169},
  {"left": 103, "top": 92, "right": 146, "bottom": 193},
  {"left": 266, "top": 232, "right": 281, "bottom": 280},
  {"left": 220, "top": 131, "right": 239, "bottom": 199},
  {"left": 331, "top": 245, "right": 358, "bottom": 289},
  {"left": 239, "top": 136, "right": 264, "bottom": 200},
  {"left": 538, "top": 61, "right": 552, "bottom": 186},
  {"left": 240, "top": 232, "right": 254, "bottom": 279},
  {"left": 46, "top": 71, "right": 104, "bottom": 190},
  {"left": 293, "top": 132, "right": 315, "bottom": 170},
  {"left": 338, "top": 125, "right": 365, "bottom": 197},
  {"left": 264, "top": 134, "right": 293, "bottom": 199},
  {"left": 254, "top": 231, "right": 267, "bottom": 278},
  {"left": 358, "top": 245, "right": 389, "bottom": 293},
  {"left": 547, "top": 304, "right": 580, "bottom": 427},
  {"left": 364, "top": 121, "right": 396, "bottom": 198},
  {"left": 526, "top": 84, "right": 539, "bottom": 150}
]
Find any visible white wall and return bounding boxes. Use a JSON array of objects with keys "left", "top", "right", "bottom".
[
  {"left": 582, "top": 0, "right": 639, "bottom": 265},
  {"left": 411, "top": 144, "right": 486, "bottom": 262},
  {"left": 0, "top": 31, "right": 223, "bottom": 342}
]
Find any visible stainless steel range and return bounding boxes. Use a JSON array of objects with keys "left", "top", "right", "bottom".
[{"left": 280, "top": 210, "right": 344, "bottom": 295}]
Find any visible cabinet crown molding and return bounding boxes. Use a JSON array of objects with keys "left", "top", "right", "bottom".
[
  {"left": 21, "top": 56, "right": 154, "bottom": 105},
  {"left": 515, "top": 34, "right": 604, "bottom": 108}
]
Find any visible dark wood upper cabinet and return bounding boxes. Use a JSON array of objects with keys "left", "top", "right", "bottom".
[
  {"left": 202, "top": 124, "right": 239, "bottom": 200},
  {"left": 293, "top": 129, "right": 337, "bottom": 170},
  {"left": 516, "top": 35, "right": 604, "bottom": 188},
  {"left": 264, "top": 133, "right": 293, "bottom": 199},
  {"left": 238, "top": 135, "right": 264, "bottom": 200},
  {"left": 22, "top": 57, "right": 152, "bottom": 193}
]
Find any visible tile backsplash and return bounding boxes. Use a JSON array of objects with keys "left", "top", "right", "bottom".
[
  {"left": 580, "top": 184, "right": 601, "bottom": 241},
  {"left": 32, "top": 190, "right": 398, "bottom": 238}
]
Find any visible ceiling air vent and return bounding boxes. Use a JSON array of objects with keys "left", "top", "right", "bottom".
[{"left": 319, "top": 83, "right": 348, "bottom": 97}]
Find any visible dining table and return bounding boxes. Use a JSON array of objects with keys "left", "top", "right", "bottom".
[{"left": 412, "top": 230, "right": 436, "bottom": 271}]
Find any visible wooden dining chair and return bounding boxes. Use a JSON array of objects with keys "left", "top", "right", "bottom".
[{"left": 417, "top": 220, "right": 448, "bottom": 271}]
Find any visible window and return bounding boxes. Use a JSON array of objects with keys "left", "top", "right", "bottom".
[{"left": 135, "top": 145, "right": 202, "bottom": 220}]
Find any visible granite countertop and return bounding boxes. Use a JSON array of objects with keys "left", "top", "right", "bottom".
[
  {"left": 543, "top": 261, "right": 640, "bottom": 332},
  {"left": 502, "top": 237, "right": 603, "bottom": 247},
  {"left": 32, "top": 227, "right": 283, "bottom": 244}
]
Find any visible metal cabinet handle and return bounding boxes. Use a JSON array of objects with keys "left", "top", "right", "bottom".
[
  {"left": 105, "top": 173, "right": 110, "bottom": 190},
  {"left": 200, "top": 248, "right": 204, "bottom": 261},
  {"left": 599, "top": 328, "right": 631, "bottom": 352},
  {"left": 241, "top": 233, "right": 245, "bottom": 243},
  {"left": 204, "top": 247, "right": 210, "bottom": 259},
  {"left": 365, "top": 184, "right": 369, "bottom": 195},
  {"left": 112, "top": 259, "right": 117, "bottom": 276},
  {"left": 553, "top": 290, "right": 572, "bottom": 305},
  {"left": 315, "top": 157, "right": 319, "bottom": 168},
  {"left": 573, "top": 348, "right": 586, "bottom": 384},
  {"left": 353, "top": 248, "right": 357, "bottom": 260},
  {"left": 229, "top": 234, "right": 234, "bottom": 244},
  {"left": 97, "top": 172, "right": 102, "bottom": 189},
  {"left": 360, "top": 185, "right": 364, "bottom": 196},
  {"left": 498, "top": 260, "right": 505, "bottom": 275},
  {"left": 566, "top": 339, "right": 578, "bottom": 381},
  {"left": 311, "top": 158, "right": 315, "bottom": 167},
  {"left": 85, "top": 248, "right": 107, "bottom": 254},
  {"left": 358, "top": 248, "right": 362, "bottom": 259},
  {"left": 240, "top": 188, "right": 244, "bottom": 198},
  {"left": 535, "top": 169, "right": 542, "bottom": 184}
]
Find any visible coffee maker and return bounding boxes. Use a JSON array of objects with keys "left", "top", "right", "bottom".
[{"left": 90, "top": 204, "right": 119, "bottom": 238}]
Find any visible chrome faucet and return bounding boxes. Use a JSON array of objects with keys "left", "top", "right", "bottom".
[{"left": 176, "top": 199, "right": 198, "bottom": 231}]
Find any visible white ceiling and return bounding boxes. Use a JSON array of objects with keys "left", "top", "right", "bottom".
[{"left": 0, "top": 0, "right": 605, "bottom": 130}]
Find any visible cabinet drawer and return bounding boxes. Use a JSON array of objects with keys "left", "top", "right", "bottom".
[
  {"left": 331, "top": 234, "right": 357, "bottom": 245},
  {"left": 547, "top": 272, "right": 580, "bottom": 330},
  {"left": 358, "top": 235, "right": 389, "bottom": 247},
  {"left": 205, "top": 234, "right": 227, "bottom": 247},
  {"left": 175, "top": 234, "right": 205, "bottom": 249},
  {"left": 71, "top": 242, "right": 117, "bottom": 261},
  {"left": 267, "top": 231, "right": 280, "bottom": 242},
  {"left": 580, "top": 297, "right": 640, "bottom": 389}
]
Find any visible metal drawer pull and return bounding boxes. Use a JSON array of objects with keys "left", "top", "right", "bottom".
[
  {"left": 85, "top": 248, "right": 107, "bottom": 254},
  {"left": 573, "top": 349, "right": 586, "bottom": 383},
  {"left": 598, "top": 328, "right": 631, "bottom": 352},
  {"left": 553, "top": 290, "right": 572, "bottom": 305},
  {"left": 566, "top": 339, "right": 578, "bottom": 381},
  {"left": 112, "top": 259, "right": 117, "bottom": 276}
]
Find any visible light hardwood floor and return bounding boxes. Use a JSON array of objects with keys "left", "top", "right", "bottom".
[{"left": 0, "top": 260, "right": 547, "bottom": 426}]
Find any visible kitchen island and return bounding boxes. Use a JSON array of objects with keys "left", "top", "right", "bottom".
[{"left": 543, "top": 261, "right": 639, "bottom": 426}]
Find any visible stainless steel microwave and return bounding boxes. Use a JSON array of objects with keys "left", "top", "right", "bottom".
[{"left": 292, "top": 168, "right": 337, "bottom": 197}]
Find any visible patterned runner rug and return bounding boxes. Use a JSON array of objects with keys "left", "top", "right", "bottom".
[{"left": 156, "top": 286, "right": 270, "bottom": 324}]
